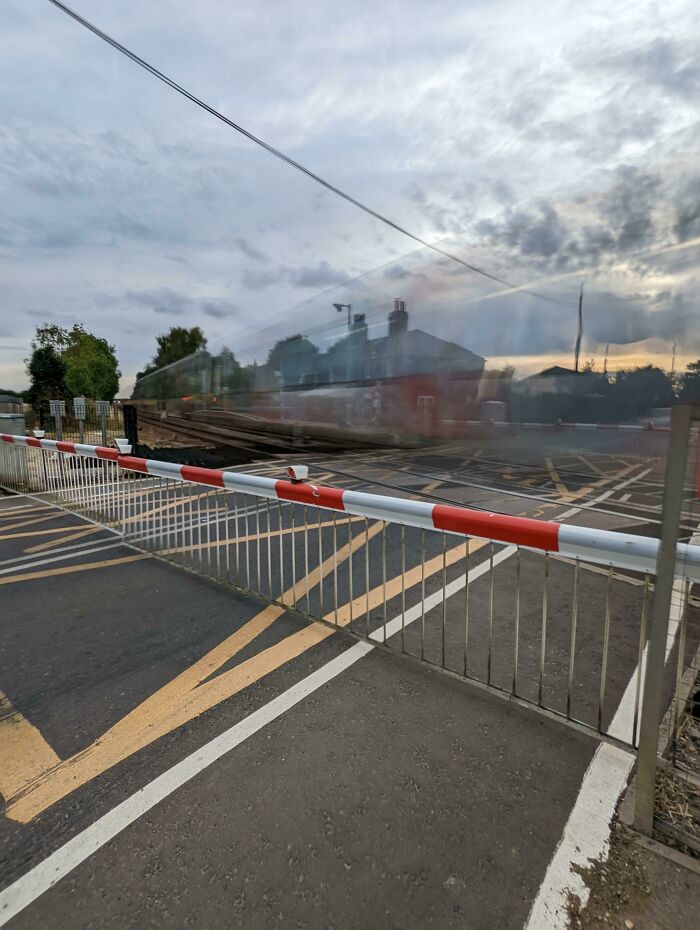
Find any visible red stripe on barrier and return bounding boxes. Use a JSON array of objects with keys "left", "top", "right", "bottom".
[
  {"left": 56, "top": 441, "right": 77, "bottom": 454},
  {"left": 275, "top": 480, "right": 346, "bottom": 510},
  {"left": 25, "top": 437, "right": 42, "bottom": 448},
  {"left": 1, "top": 434, "right": 15, "bottom": 444},
  {"left": 118, "top": 455, "right": 149, "bottom": 473},
  {"left": 432, "top": 505, "right": 560, "bottom": 551},
  {"left": 180, "top": 465, "right": 225, "bottom": 488},
  {"left": 96, "top": 447, "right": 120, "bottom": 461}
]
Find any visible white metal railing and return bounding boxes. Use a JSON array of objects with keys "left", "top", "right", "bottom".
[{"left": 1, "top": 431, "right": 697, "bottom": 758}]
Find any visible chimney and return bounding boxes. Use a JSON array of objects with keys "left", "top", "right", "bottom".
[
  {"left": 388, "top": 298, "right": 408, "bottom": 337},
  {"left": 351, "top": 313, "right": 368, "bottom": 340}
]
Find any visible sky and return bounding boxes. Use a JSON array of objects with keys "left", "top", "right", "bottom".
[{"left": 1, "top": 0, "right": 699, "bottom": 394}]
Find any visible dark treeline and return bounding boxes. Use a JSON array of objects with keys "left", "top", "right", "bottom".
[{"left": 511, "top": 361, "right": 700, "bottom": 424}]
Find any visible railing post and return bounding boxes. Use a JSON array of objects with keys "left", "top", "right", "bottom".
[
  {"left": 95, "top": 400, "right": 110, "bottom": 446},
  {"left": 123, "top": 404, "right": 139, "bottom": 454},
  {"left": 49, "top": 399, "right": 65, "bottom": 441},
  {"left": 634, "top": 404, "right": 691, "bottom": 834}
]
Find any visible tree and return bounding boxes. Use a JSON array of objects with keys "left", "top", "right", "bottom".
[
  {"left": 63, "top": 330, "right": 120, "bottom": 401},
  {"left": 213, "top": 347, "right": 248, "bottom": 394},
  {"left": 25, "top": 324, "right": 120, "bottom": 407},
  {"left": 267, "top": 334, "right": 318, "bottom": 386},
  {"left": 678, "top": 360, "right": 700, "bottom": 401},
  {"left": 613, "top": 365, "right": 674, "bottom": 414},
  {"left": 136, "top": 327, "right": 207, "bottom": 380},
  {"left": 26, "top": 345, "right": 68, "bottom": 406}
]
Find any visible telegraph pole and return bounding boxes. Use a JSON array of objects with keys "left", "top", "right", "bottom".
[
  {"left": 333, "top": 302, "right": 352, "bottom": 382},
  {"left": 574, "top": 282, "right": 584, "bottom": 372}
]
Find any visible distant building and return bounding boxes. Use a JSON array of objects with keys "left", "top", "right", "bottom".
[
  {"left": 311, "top": 302, "right": 485, "bottom": 386},
  {"left": 517, "top": 366, "right": 585, "bottom": 396}
]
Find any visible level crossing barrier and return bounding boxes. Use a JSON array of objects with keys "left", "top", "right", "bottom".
[{"left": 1, "top": 428, "right": 698, "bottom": 831}]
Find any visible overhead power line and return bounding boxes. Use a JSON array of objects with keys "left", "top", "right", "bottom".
[{"left": 48, "top": 0, "right": 578, "bottom": 309}]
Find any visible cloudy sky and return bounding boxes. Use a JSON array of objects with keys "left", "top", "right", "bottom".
[{"left": 1, "top": 0, "right": 699, "bottom": 393}]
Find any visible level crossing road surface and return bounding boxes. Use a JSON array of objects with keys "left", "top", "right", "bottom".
[{"left": 0, "top": 443, "right": 697, "bottom": 929}]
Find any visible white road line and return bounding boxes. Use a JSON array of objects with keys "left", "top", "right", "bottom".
[
  {"left": 0, "top": 642, "right": 373, "bottom": 927},
  {"left": 524, "top": 530, "right": 696, "bottom": 929},
  {"left": 619, "top": 492, "right": 631, "bottom": 502}
]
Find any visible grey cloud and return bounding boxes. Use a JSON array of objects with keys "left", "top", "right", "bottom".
[
  {"left": 127, "top": 288, "right": 191, "bottom": 315},
  {"left": 291, "top": 261, "right": 349, "bottom": 288},
  {"left": 598, "top": 166, "right": 661, "bottom": 251},
  {"left": 234, "top": 237, "right": 266, "bottom": 263},
  {"left": 383, "top": 264, "right": 427, "bottom": 281},
  {"left": 24, "top": 309, "right": 57, "bottom": 319},
  {"left": 477, "top": 201, "right": 565, "bottom": 260},
  {"left": 241, "top": 268, "right": 285, "bottom": 289},
  {"left": 673, "top": 177, "right": 700, "bottom": 243},
  {"left": 108, "top": 213, "right": 156, "bottom": 242},
  {"left": 597, "top": 37, "right": 700, "bottom": 97},
  {"left": 473, "top": 164, "right": 697, "bottom": 273},
  {"left": 31, "top": 224, "right": 86, "bottom": 249},
  {"left": 453, "top": 289, "right": 699, "bottom": 359},
  {"left": 243, "top": 260, "right": 350, "bottom": 290},
  {"left": 201, "top": 301, "right": 238, "bottom": 319},
  {"left": 124, "top": 287, "right": 238, "bottom": 321}
]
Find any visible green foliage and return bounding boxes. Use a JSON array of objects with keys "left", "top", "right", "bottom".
[
  {"left": 213, "top": 347, "right": 249, "bottom": 394},
  {"left": 510, "top": 364, "right": 676, "bottom": 423},
  {"left": 678, "top": 359, "right": 700, "bottom": 401},
  {"left": 267, "top": 334, "right": 318, "bottom": 386},
  {"left": 132, "top": 341, "right": 249, "bottom": 401},
  {"left": 25, "top": 324, "right": 120, "bottom": 408},
  {"left": 63, "top": 330, "right": 120, "bottom": 401},
  {"left": 611, "top": 365, "right": 674, "bottom": 411},
  {"left": 26, "top": 345, "right": 68, "bottom": 407},
  {"left": 136, "top": 327, "right": 207, "bottom": 381},
  {"left": 32, "top": 323, "right": 74, "bottom": 353}
]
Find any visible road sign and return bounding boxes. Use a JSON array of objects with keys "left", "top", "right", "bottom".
[
  {"left": 73, "top": 397, "right": 86, "bottom": 420},
  {"left": 49, "top": 400, "right": 66, "bottom": 417}
]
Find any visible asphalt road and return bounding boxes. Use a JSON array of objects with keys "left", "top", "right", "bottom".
[{"left": 0, "top": 442, "right": 697, "bottom": 929}]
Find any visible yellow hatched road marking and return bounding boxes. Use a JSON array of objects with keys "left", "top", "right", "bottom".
[
  {"left": 0, "top": 554, "right": 149, "bottom": 587},
  {"left": 0, "top": 693, "right": 60, "bottom": 801},
  {"left": 0, "top": 505, "right": 54, "bottom": 518},
  {"left": 577, "top": 454, "right": 604, "bottom": 476},
  {"left": 555, "top": 462, "right": 639, "bottom": 505},
  {"left": 24, "top": 526, "right": 104, "bottom": 555},
  {"left": 544, "top": 457, "right": 570, "bottom": 497},
  {"left": 0, "top": 524, "right": 90, "bottom": 542},
  {"left": 3, "top": 460, "right": 641, "bottom": 820},
  {"left": 106, "top": 489, "right": 214, "bottom": 528},
  {"left": 157, "top": 514, "right": 367, "bottom": 557},
  {"left": 0, "top": 513, "right": 69, "bottom": 533},
  {"left": 3, "top": 525, "right": 484, "bottom": 822}
]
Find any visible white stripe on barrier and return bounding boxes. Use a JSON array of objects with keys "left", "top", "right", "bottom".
[{"left": 342, "top": 489, "right": 435, "bottom": 530}]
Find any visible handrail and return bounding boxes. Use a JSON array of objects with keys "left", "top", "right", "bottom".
[{"left": 2, "top": 432, "right": 699, "bottom": 580}]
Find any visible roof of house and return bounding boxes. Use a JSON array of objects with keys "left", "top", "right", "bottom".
[
  {"left": 329, "top": 328, "right": 485, "bottom": 369},
  {"left": 523, "top": 365, "right": 581, "bottom": 380}
]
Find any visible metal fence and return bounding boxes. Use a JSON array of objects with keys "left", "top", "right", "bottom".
[
  {"left": 33, "top": 398, "right": 128, "bottom": 446},
  {"left": 1, "top": 413, "right": 699, "bottom": 838}
]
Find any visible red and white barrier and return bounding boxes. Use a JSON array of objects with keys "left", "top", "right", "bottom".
[{"left": 2, "top": 432, "right": 699, "bottom": 580}]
